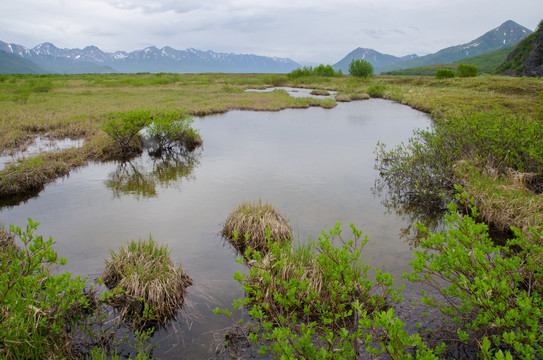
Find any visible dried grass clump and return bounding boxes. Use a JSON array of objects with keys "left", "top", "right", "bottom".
[
  {"left": 335, "top": 93, "right": 352, "bottom": 102},
  {"left": 222, "top": 201, "right": 291, "bottom": 254},
  {"left": 310, "top": 89, "right": 330, "bottom": 96},
  {"left": 0, "top": 148, "right": 86, "bottom": 199},
  {"left": 102, "top": 237, "right": 192, "bottom": 326},
  {"left": 454, "top": 160, "right": 543, "bottom": 235}
]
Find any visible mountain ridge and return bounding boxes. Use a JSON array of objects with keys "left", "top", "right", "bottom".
[
  {"left": 0, "top": 41, "right": 301, "bottom": 74},
  {"left": 375, "top": 20, "right": 532, "bottom": 73},
  {"left": 333, "top": 48, "right": 418, "bottom": 73}
]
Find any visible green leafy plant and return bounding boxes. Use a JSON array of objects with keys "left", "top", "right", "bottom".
[
  {"left": 102, "top": 109, "right": 153, "bottom": 156},
  {"left": 217, "top": 224, "right": 417, "bottom": 359},
  {"left": 405, "top": 191, "right": 543, "bottom": 359},
  {"left": 367, "top": 83, "right": 387, "bottom": 98},
  {"left": 147, "top": 109, "right": 200, "bottom": 155},
  {"left": 0, "top": 219, "right": 89, "bottom": 359},
  {"left": 375, "top": 109, "right": 543, "bottom": 209},
  {"left": 435, "top": 69, "right": 456, "bottom": 79},
  {"left": 348, "top": 59, "right": 374, "bottom": 78},
  {"left": 457, "top": 64, "right": 478, "bottom": 77}
]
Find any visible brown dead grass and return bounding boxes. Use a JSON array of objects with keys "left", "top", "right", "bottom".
[
  {"left": 102, "top": 237, "right": 192, "bottom": 326},
  {"left": 454, "top": 160, "right": 543, "bottom": 235},
  {"left": 222, "top": 201, "right": 291, "bottom": 254}
]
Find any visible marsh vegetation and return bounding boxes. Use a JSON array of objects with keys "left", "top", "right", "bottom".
[{"left": 1, "top": 72, "right": 542, "bottom": 359}]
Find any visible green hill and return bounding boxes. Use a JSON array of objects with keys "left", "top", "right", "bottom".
[
  {"left": 377, "top": 20, "right": 532, "bottom": 73},
  {"left": 496, "top": 20, "right": 543, "bottom": 76},
  {"left": 0, "top": 51, "right": 46, "bottom": 74},
  {"left": 385, "top": 46, "right": 514, "bottom": 76}
]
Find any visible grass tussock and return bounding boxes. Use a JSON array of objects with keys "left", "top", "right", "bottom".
[
  {"left": 102, "top": 237, "right": 192, "bottom": 326},
  {"left": 310, "top": 89, "right": 330, "bottom": 96},
  {"left": 454, "top": 160, "right": 543, "bottom": 234},
  {"left": 222, "top": 201, "right": 291, "bottom": 254},
  {"left": 0, "top": 148, "right": 87, "bottom": 199}
]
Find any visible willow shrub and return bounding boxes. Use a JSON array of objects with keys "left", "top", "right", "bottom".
[
  {"left": 375, "top": 110, "right": 543, "bottom": 207},
  {"left": 101, "top": 109, "right": 153, "bottom": 156},
  {"left": 457, "top": 64, "right": 478, "bottom": 77},
  {"left": 405, "top": 192, "right": 543, "bottom": 359},
  {"left": 435, "top": 69, "right": 456, "bottom": 79},
  {"left": 0, "top": 219, "right": 89, "bottom": 359},
  {"left": 287, "top": 64, "right": 342, "bottom": 80},
  {"left": 348, "top": 59, "right": 373, "bottom": 78},
  {"left": 215, "top": 224, "right": 441, "bottom": 359},
  {"left": 147, "top": 109, "right": 200, "bottom": 155}
]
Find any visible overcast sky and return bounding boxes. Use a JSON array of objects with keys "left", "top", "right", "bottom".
[{"left": 2, "top": 0, "right": 541, "bottom": 64}]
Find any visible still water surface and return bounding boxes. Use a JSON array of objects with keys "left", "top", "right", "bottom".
[{"left": 0, "top": 99, "right": 431, "bottom": 358}]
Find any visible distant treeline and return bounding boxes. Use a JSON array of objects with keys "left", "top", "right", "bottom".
[{"left": 287, "top": 64, "right": 343, "bottom": 79}]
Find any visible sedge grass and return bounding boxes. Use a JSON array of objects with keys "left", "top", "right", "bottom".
[
  {"left": 454, "top": 160, "right": 543, "bottom": 235},
  {"left": 222, "top": 200, "right": 291, "bottom": 254},
  {"left": 102, "top": 237, "right": 192, "bottom": 326}
]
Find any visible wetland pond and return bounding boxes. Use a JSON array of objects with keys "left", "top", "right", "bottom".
[{"left": 0, "top": 99, "right": 432, "bottom": 359}]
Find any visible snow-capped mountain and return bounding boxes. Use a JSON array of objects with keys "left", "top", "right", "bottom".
[
  {"left": 0, "top": 41, "right": 301, "bottom": 74},
  {"left": 376, "top": 20, "right": 533, "bottom": 73}
]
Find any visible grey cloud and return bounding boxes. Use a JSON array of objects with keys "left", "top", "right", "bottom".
[{"left": 108, "top": 0, "right": 207, "bottom": 14}]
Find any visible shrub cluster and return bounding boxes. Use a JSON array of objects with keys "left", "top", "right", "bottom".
[
  {"left": 101, "top": 108, "right": 201, "bottom": 158},
  {"left": 0, "top": 219, "right": 88, "bottom": 359},
  {"left": 367, "top": 83, "right": 387, "bottom": 98},
  {"left": 287, "top": 64, "right": 343, "bottom": 79},
  {"left": 348, "top": 59, "right": 374, "bottom": 78},
  {"left": 216, "top": 224, "right": 421, "bottom": 359},
  {"left": 457, "top": 63, "right": 478, "bottom": 77},
  {"left": 406, "top": 194, "right": 543, "bottom": 359},
  {"left": 435, "top": 68, "right": 456, "bottom": 79},
  {"left": 375, "top": 109, "right": 543, "bottom": 207},
  {"left": 217, "top": 196, "right": 543, "bottom": 359}
]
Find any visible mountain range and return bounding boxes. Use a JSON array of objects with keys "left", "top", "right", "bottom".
[
  {"left": 0, "top": 42, "right": 301, "bottom": 74},
  {"left": 333, "top": 20, "right": 532, "bottom": 74},
  {"left": 0, "top": 20, "right": 534, "bottom": 75}
]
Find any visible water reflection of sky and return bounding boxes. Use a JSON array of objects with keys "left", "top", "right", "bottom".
[
  {"left": 0, "top": 99, "right": 430, "bottom": 359},
  {"left": 0, "top": 136, "right": 84, "bottom": 171},
  {"left": 245, "top": 86, "right": 337, "bottom": 98}
]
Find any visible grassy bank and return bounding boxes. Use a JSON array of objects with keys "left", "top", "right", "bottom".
[{"left": 1, "top": 72, "right": 542, "bottom": 227}]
